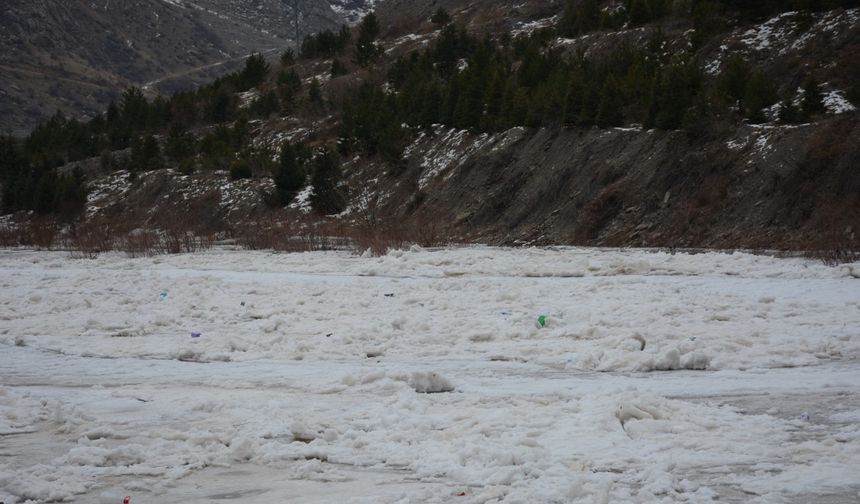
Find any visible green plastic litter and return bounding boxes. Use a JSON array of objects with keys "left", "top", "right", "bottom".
[{"left": 537, "top": 315, "right": 547, "bottom": 327}]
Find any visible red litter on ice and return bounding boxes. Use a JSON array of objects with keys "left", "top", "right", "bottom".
[{"left": 123, "top": 497, "right": 131, "bottom": 504}]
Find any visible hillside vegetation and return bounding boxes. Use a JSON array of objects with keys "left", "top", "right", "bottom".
[{"left": 1, "top": 0, "right": 858, "bottom": 259}]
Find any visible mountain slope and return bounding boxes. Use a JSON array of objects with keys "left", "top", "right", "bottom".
[
  {"left": 0, "top": 0, "right": 343, "bottom": 135},
  {"left": 2, "top": 0, "right": 859, "bottom": 257}
]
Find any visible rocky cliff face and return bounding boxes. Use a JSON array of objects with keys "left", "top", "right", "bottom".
[
  {"left": 369, "top": 116, "right": 859, "bottom": 250},
  {"left": 0, "top": 0, "right": 344, "bottom": 135}
]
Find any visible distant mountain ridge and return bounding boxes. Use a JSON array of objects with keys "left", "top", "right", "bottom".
[{"left": 0, "top": 0, "right": 354, "bottom": 135}]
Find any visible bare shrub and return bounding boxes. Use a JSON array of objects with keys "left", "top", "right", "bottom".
[
  {"left": 232, "top": 212, "right": 348, "bottom": 253},
  {"left": 410, "top": 210, "right": 447, "bottom": 248},
  {"left": 154, "top": 206, "right": 217, "bottom": 255},
  {"left": 25, "top": 217, "right": 60, "bottom": 250},
  {"left": 234, "top": 213, "right": 292, "bottom": 250},
  {"left": 69, "top": 217, "right": 115, "bottom": 258},
  {"left": 118, "top": 228, "right": 161, "bottom": 258},
  {"left": 800, "top": 205, "right": 860, "bottom": 266},
  {"left": 348, "top": 218, "right": 414, "bottom": 256},
  {"left": 0, "top": 222, "right": 19, "bottom": 247},
  {"left": 346, "top": 192, "right": 407, "bottom": 255},
  {"left": 293, "top": 217, "right": 340, "bottom": 252}
]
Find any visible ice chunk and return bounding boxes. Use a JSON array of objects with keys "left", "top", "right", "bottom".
[{"left": 408, "top": 372, "right": 454, "bottom": 393}]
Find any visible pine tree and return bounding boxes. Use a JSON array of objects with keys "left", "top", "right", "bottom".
[
  {"left": 431, "top": 7, "right": 452, "bottom": 26},
  {"left": 250, "top": 90, "right": 281, "bottom": 118},
  {"left": 309, "top": 147, "right": 345, "bottom": 215},
  {"left": 130, "top": 135, "right": 163, "bottom": 171},
  {"left": 434, "top": 24, "right": 461, "bottom": 76},
  {"left": 239, "top": 53, "right": 271, "bottom": 90},
  {"left": 281, "top": 49, "right": 296, "bottom": 67},
  {"left": 778, "top": 98, "right": 800, "bottom": 124},
  {"left": 691, "top": 1, "right": 727, "bottom": 49},
  {"left": 801, "top": 75, "right": 825, "bottom": 120},
  {"left": 308, "top": 78, "right": 324, "bottom": 105},
  {"left": 577, "top": 80, "right": 600, "bottom": 127},
  {"left": 331, "top": 59, "right": 348, "bottom": 77},
  {"left": 716, "top": 56, "right": 751, "bottom": 112},
  {"left": 561, "top": 0, "right": 601, "bottom": 36},
  {"left": 54, "top": 169, "right": 87, "bottom": 220},
  {"left": 453, "top": 71, "right": 485, "bottom": 130},
  {"left": 354, "top": 12, "right": 382, "bottom": 67},
  {"left": 482, "top": 70, "right": 506, "bottom": 131},
  {"left": 338, "top": 24, "right": 352, "bottom": 49},
  {"left": 106, "top": 101, "right": 120, "bottom": 125},
  {"left": 207, "top": 88, "right": 235, "bottom": 123},
  {"left": 0, "top": 136, "right": 26, "bottom": 214},
  {"left": 420, "top": 82, "right": 443, "bottom": 128},
  {"left": 563, "top": 77, "right": 585, "bottom": 127},
  {"left": 596, "top": 77, "right": 625, "bottom": 128},
  {"left": 165, "top": 124, "right": 195, "bottom": 161},
  {"left": 33, "top": 171, "right": 57, "bottom": 215},
  {"left": 229, "top": 158, "right": 253, "bottom": 180},
  {"left": 628, "top": 0, "right": 651, "bottom": 26},
  {"left": 120, "top": 87, "right": 150, "bottom": 131},
  {"left": 278, "top": 69, "right": 303, "bottom": 111},
  {"left": 275, "top": 143, "right": 306, "bottom": 204},
  {"left": 743, "top": 70, "right": 777, "bottom": 123}
]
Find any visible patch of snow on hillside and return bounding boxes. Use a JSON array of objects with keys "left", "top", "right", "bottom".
[
  {"left": 705, "top": 44, "right": 730, "bottom": 76},
  {"left": 408, "top": 126, "right": 527, "bottom": 190},
  {"left": 409, "top": 127, "right": 501, "bottom": 190},
  {"left": 86, "top": 171, "right": 133, "bottom": 216},
  {"left": 741, "top": 11, "right": 798, "bottom": 51},
  {"left": 288, "top": 185, "right": 313, "bottom": 213},
  {"left": 415, "top": 127, "right": 468, "bottom": 189},
  {"left": 823, "top": 89, "right": 857, "bottom": 114},
  {"left": 753, "top": 134, "right": 774, "bottom": 158},
  {"left": 726, "top": 137, "right": 748, "bottom": 151},
  {"left": 237, "top": 89, "right": 260, "bottom": 110},
  {"left": 253, "top": 125, "right": 311, "bottom": 154},
  {"left": 329, "top": 0, "right": 380, "bottom": 25},
  {"left": 217, "top": 177, "right": 274, "bottom": 214},
  {"left": 512, "top": 15, "right": 560, "bottom": 36},
  {"left": 385, "top": 32, "right": 435, "bottom": 54}
]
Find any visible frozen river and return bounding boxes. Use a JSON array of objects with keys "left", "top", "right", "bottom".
[{"left": 1, "top": 247, "right": 859, "bottom": 503}]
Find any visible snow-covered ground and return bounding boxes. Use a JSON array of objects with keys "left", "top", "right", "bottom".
[{"left": 1, "top": 247, "right": 859, "bottom": 503}]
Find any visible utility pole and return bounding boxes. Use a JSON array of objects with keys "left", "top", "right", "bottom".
[{"left": 293, "top": 0, "right": 302, "bottom": 53}]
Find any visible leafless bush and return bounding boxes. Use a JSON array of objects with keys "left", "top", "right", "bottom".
[
  {"left": 291, "top": 217, "right": 341, "bottom": 252},
  {"left": 798, "top": 203, "right": 860, "bottom": 266},
  {"left": 348, "top": 219, "right": 414, "bottom": 256},
  {"left": 810, "top": 243, "right": 860, "bottom": 266},
  {"left": 232, "top": 213, "right": 347, "bottom": 253},
  {"left": 24, "top": 217, "right": 60, "bottom": 250},
  {"left": 118, "top": 228, "right": 162, "bottom": 258},
  {"left": 152, "top": 207, "right": 217, "bottom": 255},
  {"left": 234, "top": 213, "right": 292, "bottom": 250},
  {"left": 0, "top": 222, "right": 18, "bottom": 247},
  {"left": 69, "top": 217, "right": 115, "bottom": 258},
  {"left": 801, "top": 225, "right": 859, "bottom": 266},
  {"left": 410, "top": 211, "right": 447, "bottom": 248}
]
